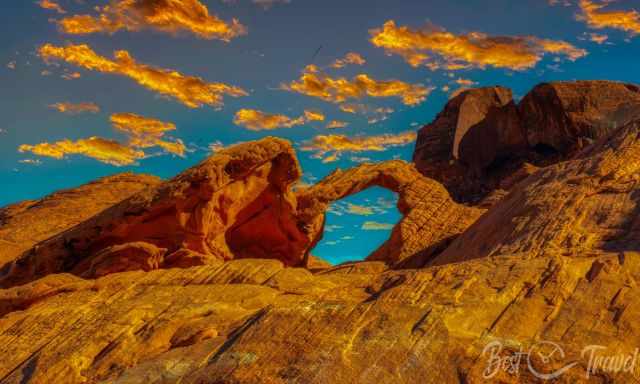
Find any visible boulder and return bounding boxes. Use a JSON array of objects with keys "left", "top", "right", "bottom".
[{"left": 520, "top": 80, "right": 640, "bottom": 153}]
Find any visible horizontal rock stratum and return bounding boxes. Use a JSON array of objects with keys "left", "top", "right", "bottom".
[{"left": 1, "top": 80, "right": 640, "bottom": 383}]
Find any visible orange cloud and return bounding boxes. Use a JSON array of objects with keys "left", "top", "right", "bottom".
[
  {"left": 49, "top": 102, "right": 100, "bottom": 114},
  {"left": 326, "top": 120, "right": 348, "bottom": 129},
  {"left": 282, "top": 66, "right": 431, "bottom": 106},
  {"left": 110, "top": 113, "right": 185, "bottom": 156},
  {"left": 39, "top": 0, "right": 66, "bottom": 14},
  {"left": 300, "top": 131, "right": 417, "bottom": 162},
  {"left": 588, "top": 33, "right": 609, "bottom": 44},
  {"left": 19, "top": 137, "right": 145, "bottom": 166},
  {"left": 577, "top": 0, "right": 640, "bottom": 35},
  {"left": 233, "top": 109, "right": 325, "bottom": 130},
  {"left": 331, "top": 52, "right": 366, "bottom": 68},
  {"left": 370, "top": 20, "right": 587, "bottom": 70},
  {"left": 39, "top": 44, "right": 247, "bottom": 108},
  {"left": 58, "top": 0, "right": 246, "bottom": 41},
  {"left": 346, "top": 203, "right": 374, "bottom": 216}
]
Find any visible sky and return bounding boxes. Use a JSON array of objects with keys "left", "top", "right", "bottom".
[{"left": 1, "top": 0, "right": 640, "bottom": 264}]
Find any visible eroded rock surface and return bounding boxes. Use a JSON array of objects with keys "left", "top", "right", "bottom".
[
  {"left": 0, "top": 138, "right": 308, "bottom": 288},
  {"left": 0, "top": 173, "right": 160, "bottom": 266},
  {"left": 296, "top": 161, "right": 485, "bottom": 268},
  {"left": 413, "top": 80, "right": 640, "bottom": 204},
  {"left": 432, "top": 119, "right": 640, "bottom": 266}
]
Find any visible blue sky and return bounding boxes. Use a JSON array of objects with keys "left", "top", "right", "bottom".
[{"left": 1, "top": 0, "right": 640, "bottom": 263}]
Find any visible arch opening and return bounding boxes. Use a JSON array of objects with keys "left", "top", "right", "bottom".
[{"left": 310, "top": 186, "right": 401, "bottom": 266}]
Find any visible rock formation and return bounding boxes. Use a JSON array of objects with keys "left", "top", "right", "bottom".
[
  {"left": 414, "top": 80, "right": 640, "bottom": 204},
  {"left": 0, "top": 173, "right": 160, "bottom": 267},
  {"left": 0, "top": 138, "right": 309, "bottom": 288},
  {"left": 296, "top": 161, "right": 484, "bottom": 268},
  {"left": 2, "top": 81, "right": 640, "bottom": 383}
]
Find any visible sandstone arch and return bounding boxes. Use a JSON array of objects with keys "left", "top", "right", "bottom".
[{"left": 295, "top": 160, "right": 485, "bottom": 267}]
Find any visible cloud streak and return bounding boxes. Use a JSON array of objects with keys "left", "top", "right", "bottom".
[
  {"left": 58, "top": 0, "right": 246, "bottom": 41},
  {"left": 49, "top": 102, "right": 100, "bottom": 114},
  {"left": 331, "top": 52, "right": 366, "bottom": 68},
  {"left": 370, "top": 20, "right": 587, "bottom": 70},
  {"left": 577, "top": 0, "right": 640, "bottom": 35},
  {"left": 233, "top": 109, "right": 325, "bottom": 130},
  {"left": 361, "top": 221, "right": 394, "bottom": 230},
  {"left": 39, "top": 43, "right": 247, "bottom": 108},
  {"left": 282, "top": 65, "right": 431, "bottom": 106},
  {"left": 39, "top": 0, "right": 66, "bottom": 14},
  {"left": 110, "top": 113, "right": 185, "bottom": 156},
  {"left": 19, "top": 137, "right": 145, "bottom": 166},
  {"left": 301, "top": 131, "right": 417, "bottom": 162}
]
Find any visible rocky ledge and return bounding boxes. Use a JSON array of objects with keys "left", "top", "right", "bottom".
[{"left": 0, "top": 80, "right": 639, "bottom": 383}]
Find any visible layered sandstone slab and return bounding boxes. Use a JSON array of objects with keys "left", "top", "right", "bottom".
[
  {"left": 0, "top": 138, "right": 308, "bottom": 288},
  {"left": 0, "top": 173, "right": 160, "bottom": 266},
  {"left": 432, "top": 120, "right": 640, "bottom": 266},
  {"left": 0, "top": 251, "right": 638, "bottom": 383},
  {"left": 296, "top": 160, "right": 485, "bottom": 268}
]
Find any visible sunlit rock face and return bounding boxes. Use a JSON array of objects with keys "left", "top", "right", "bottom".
[
  {"left": 295, "top": 160, "right": 484, "bottom": 268},
  {"left": 0, "top": 137, "right": 309, "bottom": 288},
  {"left": 0, "top": 173, "right": 161, "bottom": 266},
  {"left": 413, "top": 80, "right": 640, "bottom": 204}
]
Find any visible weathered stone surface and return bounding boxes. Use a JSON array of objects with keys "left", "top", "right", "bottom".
[
  {"left": 0, "top": 173, "right": 160, "bottom": 266},
  {"left": 0, "top": 138, "right": 307, "bottom": 288},
  {"left": 413, "top": 80, "right": 640, "bottom": 205},
  {"left": 296, "top": 160, "right": 485, "bottom": 268},
  {"left": 1, "top": 251, "right": 639, "bottom": 383},
  {"left": 432, "top": 120, "right": 640, "bottom": 266},
  {"left": 520, "top": 80, "right": 640, "bottom": 153},
  {"left": 412, "top": 86, "right": 526, "bottom": 201}
]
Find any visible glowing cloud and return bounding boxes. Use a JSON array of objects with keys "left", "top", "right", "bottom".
[
  {"left": 282, "top": 66, "right": 431, "bottom": 106},
  {"left": 233, "top": 109, "right": 325, "bottom": 130},
  {"left": 589, "top": 33, "right": 609, "bottom": 44},
  {"left": 577, "top": 0, "right": 640, "bottom": 35},
  {"left": 38, "top": 0, "right": 66, "bottom": 14},
  {"left": 58, "top": 0, "right": 246, "bottom": 41},
  {"left": 110, "top": 113, "right": 185, "bottom": 156},
  {"left": 19, "top": 137, "right": 145, "bottom": 166},
  {"left": 370, "top": 20, "right": 587, "bottom": 70},
  {"left": 39, "top": 44, "right": 247, "bottom": 108},
  {"left": 49, "top": 102, "right": 100, "bottom": 114},
  {"left": 301, "top": 131, "right": 417, "bottom": 162},
  {"left": 326, "top": 120, "right": 348, "bottom": 129},
  {"left": 331, "top": 52, "right": 366, "bottom": 68},
  {"left": 362, "top": 221, "right": 394, "bottom": 230}
]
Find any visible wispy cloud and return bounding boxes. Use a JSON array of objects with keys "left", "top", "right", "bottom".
[
  {"left": 331, "top": 52, "right": 366, "bottom": 68},
  {"left": 38, "top": 0, "right": 66, "bottom": 14},
  {"left": 282, "top": 65, "right": 432, "bottom": 106},
  {"left": 58, "top": 0, "right": 246, "bottom": 41},
  {"left": 361, "top": 221, "right": 394, "bottom": 230},
  {"left": 370, "top": 20, "right": 587, "bottom": 70},
  {"left": 326, "top": 120, "right": 348, "bottom": 129},
  {"left": 233, "top": 109, "right": 325, "bottom": 130},
  {"left": 111, "top": 113, "right": 185, "bottom": 156},
  {"left": 577, "top": 0, "right": 640, "bottom": 35},
  {"left": 346, "top": 203, "right": 374, "bottom": 216},
  {"left": 49, "top": 102, "right": 100, "bottom": 114},
  {"left": 19, "top": 137, "right": 145, "bottom": 166},
  {"left": 39, "top": 43, "right": 247, "bottom": 108},
  {"left": 300, "top": 131, "right": 416, "bottom": 162}
]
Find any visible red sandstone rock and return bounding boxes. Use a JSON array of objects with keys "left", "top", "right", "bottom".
[{"left": 519, "top": 80, "right": 640, "bottom": 153}]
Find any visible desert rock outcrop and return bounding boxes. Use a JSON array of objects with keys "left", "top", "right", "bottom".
[
  {"left": 296, "top": 161, "right": 485, "bottom": 268},
  {"left": 0, "top": 138, "right": 308, "bottom": 288}
]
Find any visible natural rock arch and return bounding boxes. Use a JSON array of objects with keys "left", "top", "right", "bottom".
[{"left": 295, "top": 160, "right": 485, "bottom": 267}]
